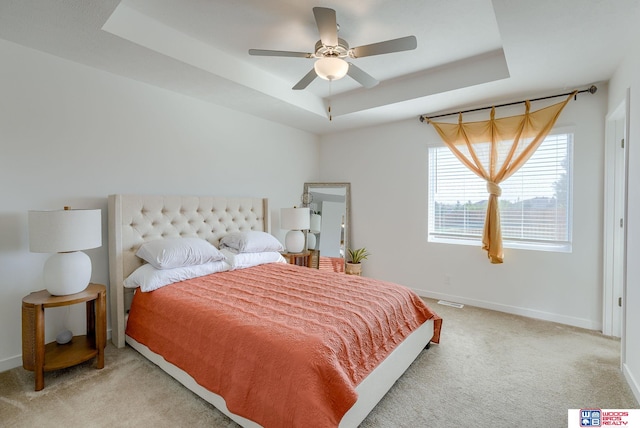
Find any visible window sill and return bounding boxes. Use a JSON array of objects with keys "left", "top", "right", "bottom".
[{"left": 428, "top": 235, "right": 572, "bottom": 253}]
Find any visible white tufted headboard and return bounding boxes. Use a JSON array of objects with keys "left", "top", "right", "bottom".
[{"left": 108, "top": 194, "right": 269, "bottom": 348}]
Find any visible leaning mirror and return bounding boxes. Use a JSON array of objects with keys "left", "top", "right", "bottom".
[{"left": 302, "top": 182, "right": 351, "bottom": 272}]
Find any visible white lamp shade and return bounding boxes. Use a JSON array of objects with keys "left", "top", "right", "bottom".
[
  {"left": 281, "top": 207, "right": 310, "bottom": 231},
  {"left": 28, "top": 209, "right": 102, "bottom": 253},
  {"left": 310, "top": 214, "right": 322, "bottom": 234},
  {"left": 314, "top": 57, "right": 349, "bottom": 81}
]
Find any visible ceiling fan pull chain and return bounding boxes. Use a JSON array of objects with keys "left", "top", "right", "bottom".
[{"left": 328, "top": 80, "right": 333, "bottom": 121}]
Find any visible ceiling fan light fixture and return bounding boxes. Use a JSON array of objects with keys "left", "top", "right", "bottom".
[
  {"left": 249, "top": 7, "right": 416, "bottom": 91},
  {"left": 314, "top": 57, "right": 349, "bottom": 81}
]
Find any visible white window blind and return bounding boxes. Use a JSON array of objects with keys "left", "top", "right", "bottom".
[{"left": 428, "top": 132, "right": 573, "bottom": 251}]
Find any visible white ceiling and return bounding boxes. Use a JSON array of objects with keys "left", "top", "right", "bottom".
[{"left": 1, "top": 0, "right": 639, "bottom": 135}]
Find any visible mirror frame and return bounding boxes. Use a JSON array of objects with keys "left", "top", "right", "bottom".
[{"left": 303, "top": 182, "right": 351, "bottom": 268}]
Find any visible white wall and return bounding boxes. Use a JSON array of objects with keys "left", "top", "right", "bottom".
[
  {"left": 0, "top": 39, "right": 319, "bottom": 371},
  {"left": 320, "top": 88, "right": 607, "bottom": 330},
  {"left": 608, "top": 42, "right": 640, "bottom": 402}
]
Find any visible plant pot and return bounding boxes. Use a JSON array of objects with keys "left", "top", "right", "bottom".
[{"left": 345, "top": 262, "right": 362, "bottom": 276}]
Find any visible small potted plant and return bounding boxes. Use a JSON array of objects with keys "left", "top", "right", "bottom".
[{"left": 346, "top": 247, "right": 370, "bottom": 276}]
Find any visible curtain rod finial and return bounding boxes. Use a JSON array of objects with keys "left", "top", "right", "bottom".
[{"left": 588, "top": 85, "right": 598, "bottom": 94}]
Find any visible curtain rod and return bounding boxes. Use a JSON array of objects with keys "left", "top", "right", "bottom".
[{"left": 418, "top": 85, "right": 598, "bottom": 122}]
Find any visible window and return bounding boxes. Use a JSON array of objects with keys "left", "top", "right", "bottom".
[{"left": 428, "top": 132, "right": 573, "bottom": 252}]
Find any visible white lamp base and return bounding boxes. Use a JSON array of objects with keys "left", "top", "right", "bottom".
[
  {"left": 307, "top": 232, "right": 317, "bottom": 250},
  {"left": 43, "top": 251, "right": 92, "bottom": 296},
  {"left": 285, "top": 230, "right": 305, "bottom": 253}
]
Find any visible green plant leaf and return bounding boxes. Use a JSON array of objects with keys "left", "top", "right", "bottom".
[{"left": 348, "top": 247, "right": 370, "bottom": 263}]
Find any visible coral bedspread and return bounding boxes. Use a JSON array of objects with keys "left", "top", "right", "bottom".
[{"left": 126, "top": 262, "right": 441, "bottom": 428}]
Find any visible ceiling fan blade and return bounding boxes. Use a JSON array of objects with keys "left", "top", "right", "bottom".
[
  {"left": 249, "top": 49, "right": 312, "bottom": 58},
  {"left": 313, "top": 7, "right": 338, "bottom": 47},
  {"left": 347, "top": 63, "right": 379, "bottom": 88},
  {"left": 292, "top": 68, "right": 318, "bottom": 90},
  {"left": 350, "top": 35, "right": 417, "bottom": 58}
]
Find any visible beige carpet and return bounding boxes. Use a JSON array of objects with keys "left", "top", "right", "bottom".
[{"left": 1, "top": 299, "right": 637, "bottom": 427}]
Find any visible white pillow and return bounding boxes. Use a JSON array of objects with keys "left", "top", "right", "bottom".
[
  {"left": 220, "top": 248, "right": 286, "bottom": 270},
  {"left": 219, "top": 231, "right": 284, "bottom": 253},
  {"left": 136, "top": 237, "right": 225, "bottom": 269},
  {"left": 124, "top": 260, "right": 230, "bottom": 292}
]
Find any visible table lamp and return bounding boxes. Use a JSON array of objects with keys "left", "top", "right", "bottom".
[
  {"left": 28, "top": 207, "right": 102, "bottom": 296},
  {"left": 281, "top": 207, "right": 310, "bottom": 253},
  {"left": 307, "top": 212, "right": 321, "bottom": 250}
]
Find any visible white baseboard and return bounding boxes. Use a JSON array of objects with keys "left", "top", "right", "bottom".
[
  {"left": 0, "top": 355, "right": 22, "bottom": 373},
  {"left": 622, "top": 363, "right": 640, "bottom": 405},
  {"left": 414, "top": 288, "right": 602, "bottom": 331},
  {"left": 0, "top": 328, "right": 113, "bottom": 374}
]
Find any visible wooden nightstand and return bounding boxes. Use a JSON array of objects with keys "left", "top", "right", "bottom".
[
  {"left": 22, "top": 283, "right": 106, "bottom": 391},
  {"left": 281, "top": 251, "right": 312, "bottom": 267},
  {"left": 309, "top": 249, "right": 320, "bottom": 269}
]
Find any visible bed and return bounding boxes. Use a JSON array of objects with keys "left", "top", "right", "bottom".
[{"left": 108, "top": 194, "right": 441, "bottom": 428}]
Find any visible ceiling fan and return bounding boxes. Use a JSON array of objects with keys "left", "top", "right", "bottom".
[{"left": 248, "top": 7, "right": 417, "bottom": 90}]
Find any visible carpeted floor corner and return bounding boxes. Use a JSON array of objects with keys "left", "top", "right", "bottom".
[
  {"left": 1, "top": 299, "right": 637, "bottom": 427},
  {"left": 0, "top": 343, "right": 235, "bottom": 428}
]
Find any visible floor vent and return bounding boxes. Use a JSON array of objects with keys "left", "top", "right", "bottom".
[{"left": 437, "top": 300, "right": 464, "bottom": 309}]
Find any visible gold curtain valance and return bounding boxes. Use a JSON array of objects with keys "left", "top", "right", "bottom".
[{"left": 426, "top": 92, "right": 575, "bottom": 263}]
